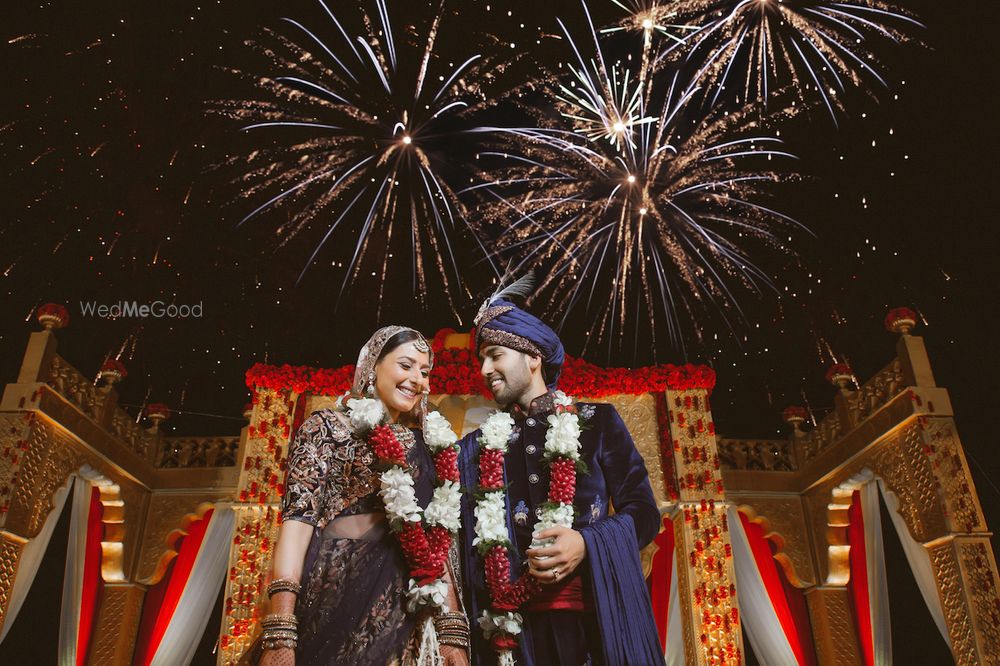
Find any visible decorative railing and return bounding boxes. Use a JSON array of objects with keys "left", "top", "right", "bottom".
[
  {"left": 157, "top": 437, "right": 240, "bottom": 468},
  {"left": 109, "top": 409, "right": 158, "bottom": 461},
  {"left": 847, "top": 357, "right": 904, "bottom": 424},
  {"left": 718, "top": 438, "right": 796, "bottom": 471},
  {"left": 46, "top": 355, "right": 103, "bottom": 421},
  {"left": 798, "top": 413, "right": 843, "bottom": 463}
]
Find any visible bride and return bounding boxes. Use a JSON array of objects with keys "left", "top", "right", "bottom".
[{"left": 257, "top": 326, "right": 470, "bottom": 666}]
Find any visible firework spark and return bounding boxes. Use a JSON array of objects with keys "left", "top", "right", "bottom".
[
  {"left": 212, "top": 0, "right": 515, "bottom": 317},
  {"left": 472, "top": 8, "right": 804, "bottom": 357},
  {"left": 658, "top": 0, "right": 924, "bottom": 121}
]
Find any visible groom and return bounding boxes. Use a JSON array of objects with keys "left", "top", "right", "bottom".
[{"left": 457, "top": 293, "right": 663, "bottom": 666}]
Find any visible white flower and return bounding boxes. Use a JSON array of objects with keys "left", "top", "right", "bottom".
[
  {"left": 478, "top": 610, "right": 523, "bottom": 638},
  {"left": 406, "top": 578, "right": 450, "bottom": 613},
  {"left": 534, "top": 502, "right": 575, "bottom": 532},
  {"left": 424, "top": 411, "right": 458, "bottom": 452},
  {"left": 552, "top": 391, "right": 574, "bottom": 407},
  {"left": 424, "top": 480, "right": 462, "bottom": 531},
  {"left": 346, "top": 397, "right": 385, "bottom": 432},
  {"left": 378, "top": 466, "right": 422, "bottom": 522},
  {"left": 473, "top": 491, "right": 509, "bottom": 546},
  {"left": 544, "top": 412, "right": 582, "bottom": 460},
  {"left": 481, "top": 411, "right": 514, "bottom": 451}
]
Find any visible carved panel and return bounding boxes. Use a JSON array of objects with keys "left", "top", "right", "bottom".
[
  {"left": 596, "top": 394, "right": 666, "bottom": 507},
  {"left": 5, "top": 419, "right": 85, "bottom": 538},
  {"left": 923, "top": 419, "right": 986, "bottom": 534},
  {"left": 869, "top": 422, "right": 945, "bottom": 543},
  {"left": 0, "top": 413, "right": 34, "bottom": 525},
  {"left": 959, "top": 541, "right": 1000, "bottom": 661},
  {"left": 0, "top": 536, "right": 24, "bottom": 627},
  {"left": 805, "top": 587, "right": 862, "bottom": 666},
  {"left": 87, "top": 583, "right": 145, "bottom": 666},
  {"left": 930, "top": 541, "right": 979, "bottom": 665}
]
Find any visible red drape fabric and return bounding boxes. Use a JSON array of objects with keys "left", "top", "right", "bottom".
[
  {"left": 738, "top": 512, "right": 817, "bottom": 666},
  {"left": 647, "top": 516, "right": 675, "bottom": 651},
  {"left": 740, "top": 512, "right": 816, "bottom": 666},
  {"left": 76, "top": 486, "right": 104, "bottom": 666},
  {"left": 131, "top": 509, "right": 214, "bottom": 666},
  {"left": 847, "top": 490, "right": 875, "bottom": 666}
]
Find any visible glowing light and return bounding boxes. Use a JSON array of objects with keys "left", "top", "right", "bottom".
[
  {"left": 401, "top": 134, "right": 412, "bottom": 145},
  {"left": 627, "top": 174, "right": 636, "bottom": 184}
]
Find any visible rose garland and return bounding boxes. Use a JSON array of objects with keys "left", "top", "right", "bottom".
[
  {"left": 472, "top": 391, "right": 584, "bottom": 663},
  {"left": 344, "top": 397, "right": 462, "bottom": 613}
]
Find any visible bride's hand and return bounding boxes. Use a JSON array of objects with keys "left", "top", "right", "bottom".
[
  {"left": 440, "top": 644, "right": 470, "bottom": 666},
  {"left": 259, "top": 647, "right": 295, "bottom": 666}
]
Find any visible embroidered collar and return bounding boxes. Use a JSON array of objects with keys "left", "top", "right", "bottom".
[{"left": 510, "top": 390, "right": 556, "bottom": 420}]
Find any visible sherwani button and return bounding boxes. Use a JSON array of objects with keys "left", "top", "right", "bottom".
[
  {"left": 526, "top": 445, "right": 537, "bottom": 454},
  {"left": 528, "top": 473, "right": 540, "bottom": 484},
  {"left": 526, "top": 417, "right": 537, "bottom": 427}
]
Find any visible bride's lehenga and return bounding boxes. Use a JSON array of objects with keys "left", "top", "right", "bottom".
[{"left": 257, "top": 408, "right": 443, "bottom": 665}]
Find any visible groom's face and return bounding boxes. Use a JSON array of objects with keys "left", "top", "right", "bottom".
[{"left": 479, "top": 344, "right": 533, "bottom": 407}]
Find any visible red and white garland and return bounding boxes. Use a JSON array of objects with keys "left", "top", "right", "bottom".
[
  {"left": 473, "top": 391, "right": 584, "bottom": 663},
  {"left": 345, "top": 397, "right": 462, "bottom": 613}
]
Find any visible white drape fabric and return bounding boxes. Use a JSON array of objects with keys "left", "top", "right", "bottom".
[
  {"left": 0, "top": 476, "right": 74, "bottom": 644},
  {"left": 728, "top": 506, "right": 799, "bottom": 666},
  {"left": 876, "top": 479, "right": 950, "bottom": 647},
  {"left": 857, "top": 476, "right": 892, "bottom": 666},
  {"left": 148, "top": 504, "right": 235, "bottom": 666},
  {"left": 57, "top": 476, "right": 94, "bottom": 665},
  {"left": 664, "top": 547, "right": 685, "bottom": 666}
]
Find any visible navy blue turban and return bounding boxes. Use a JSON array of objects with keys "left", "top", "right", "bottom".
[{"left": 475, "top": 298, "right": 565, "bottom": 389}]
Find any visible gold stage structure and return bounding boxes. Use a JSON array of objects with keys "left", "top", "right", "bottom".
[{"left": 0, "top": 314, "right": 997, "bottom": 664}]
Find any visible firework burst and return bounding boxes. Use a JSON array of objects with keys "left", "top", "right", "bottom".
[
  {"left": 472, "top": 10, "right": 804, "bottom": 357},
  {"left": 211, "top": 0, "right": 516, "bottom": 317},
  {"left": 658, "top": 0, "right": 924, "bottom": 121}
]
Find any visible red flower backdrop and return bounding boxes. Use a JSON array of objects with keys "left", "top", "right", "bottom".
[{"left": 245, "top": 329, "right": 716, "bottom": 398}]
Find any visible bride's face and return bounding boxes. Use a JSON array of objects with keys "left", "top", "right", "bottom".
[{"left": 375, "top": 341, "right": 431, "bottom": 421}]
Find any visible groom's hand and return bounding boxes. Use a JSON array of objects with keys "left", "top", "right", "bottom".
[{"left": 525, "top": 526, "right": 586, "bottom": 585}]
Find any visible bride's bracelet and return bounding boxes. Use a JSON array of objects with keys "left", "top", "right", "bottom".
[
  {"left": 267, "top": 578, "right": 301, "bottom": 598},
  {"left": 261, "top": 613, "right": 298, "bottom": 651},
  {"left": 434, "top": 612, "right": 470, "bottom": 649}
]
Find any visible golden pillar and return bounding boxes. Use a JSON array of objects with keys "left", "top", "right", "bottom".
[
  {"left": 218, "top": 388, "right": 298, "bottom": 666},
  {"left": 664, "top": 387, "right": 743, "bottom": 665}
]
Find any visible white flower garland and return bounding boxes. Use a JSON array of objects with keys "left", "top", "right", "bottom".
[
  {"left": 473, "top": 393, "right": 583, "bottom": 644},
  {"left": 347, "top": 399, "right": 462, "bottom": 613}
]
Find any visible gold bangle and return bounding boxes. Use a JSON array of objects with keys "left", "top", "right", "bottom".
[
  {"left": 262, "top": 613, "right": 298, "bottom": 625},
  {"left": 267, "top": 579, "right": 302, "bottom": 597}
]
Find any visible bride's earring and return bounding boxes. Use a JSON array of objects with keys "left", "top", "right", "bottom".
[{"left": 366, "top": 371, "right": 376, "bottom": 396}]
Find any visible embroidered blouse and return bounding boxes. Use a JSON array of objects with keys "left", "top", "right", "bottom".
[{"left": 282, "top": 408, "right": 385, "bottom": 527}]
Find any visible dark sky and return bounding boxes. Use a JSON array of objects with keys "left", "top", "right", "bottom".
[{"left": 2, "top": 0, "right": 998, "bottom": 519}]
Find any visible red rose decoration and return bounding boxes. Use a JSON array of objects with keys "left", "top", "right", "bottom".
[
  {"left": 37, "top": 302, "right": 70, "bottom": 329},
  {"left": 885, "top": 306, "right": 918, "bottom": 334}
]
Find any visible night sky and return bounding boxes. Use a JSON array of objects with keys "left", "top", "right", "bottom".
[{"left": 2, "top": 0, "right": 998, "bottom": 564}]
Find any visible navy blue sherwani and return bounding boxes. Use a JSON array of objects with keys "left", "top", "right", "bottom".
[{"left": 458, "top": 391, "right": 663, "bottom": 666}]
